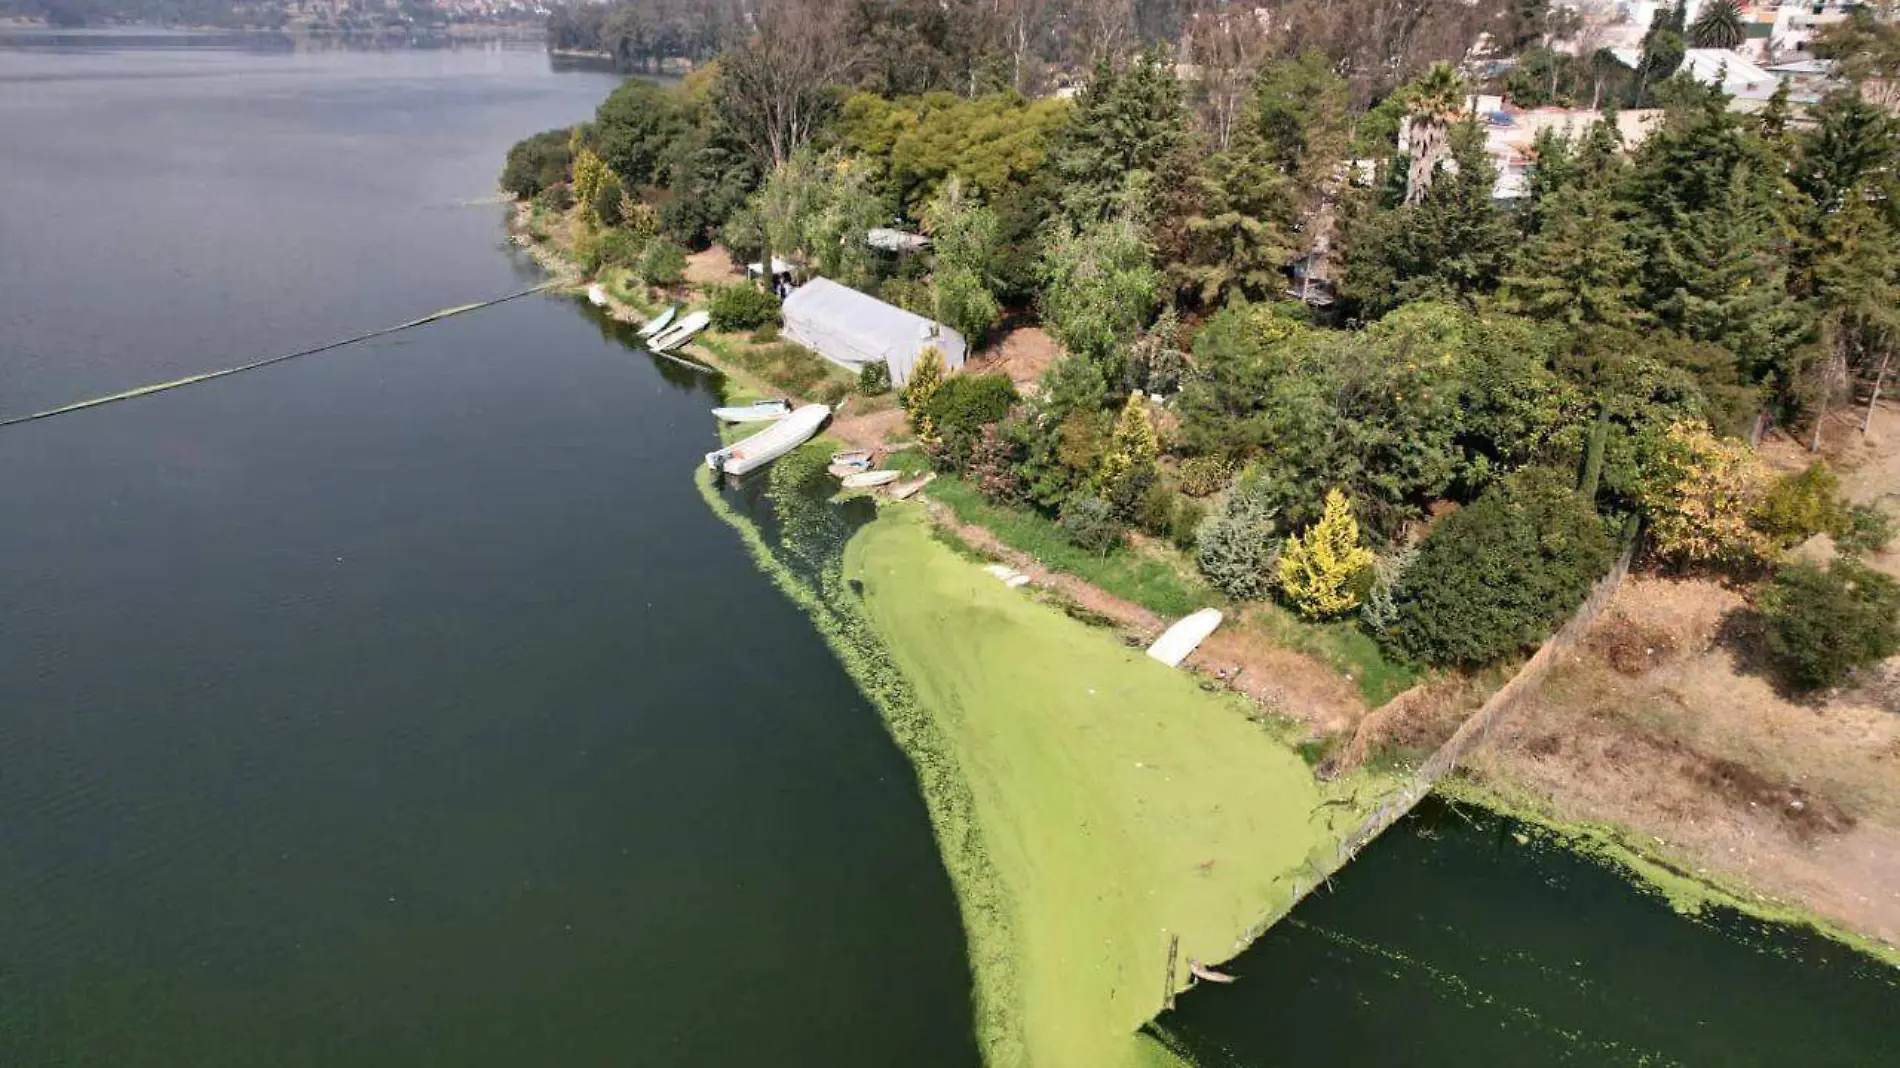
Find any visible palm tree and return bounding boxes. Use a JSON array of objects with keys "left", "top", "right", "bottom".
[
  {"left": 1403, "top": 63, "right": 1467, "bottom": 206},
  {"left": 1690, "top": 0, "right": 1746, "bottom": 50}
]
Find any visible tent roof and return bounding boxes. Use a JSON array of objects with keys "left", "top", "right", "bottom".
[{"left": 782, "top": 277, "right": 957, "bottom": 359}]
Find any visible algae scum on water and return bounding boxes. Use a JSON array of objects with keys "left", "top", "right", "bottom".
[{"left": 697, "top": 441, "right": 1381, "bottom": 1068}]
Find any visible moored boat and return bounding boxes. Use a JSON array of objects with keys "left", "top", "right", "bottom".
[
  {"left": 1146, "top": 608, "right": 1223, "bottom": 668},
  {"left": 638, "top": 304, "right": 678, "bottom": 338},
  {"left": 841, "top": 469, "right": 899, "bottom": 490},
  {"left": 711, "top": 399, "right": 792, "bottom": 423},
  {"left": 649, "top": 310, "right": 710, "bottom": 352},
  {"left": 706, "top": 404, "right": 830, "bottom": 476},
  {"left": 586, "top": 283, "right": 609, "bottom": 307},
  {"left": 831, "top": 449, "right": 872, "bottom": 468}
]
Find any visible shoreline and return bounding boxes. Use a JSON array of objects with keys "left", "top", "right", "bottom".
[{"left": 509, "top": 197, "right": 1900, "bottom": 978}]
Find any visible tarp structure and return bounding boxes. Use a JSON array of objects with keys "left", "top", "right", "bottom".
[{"left": 781, "top": 277, "right": 967, "bottom": 387}]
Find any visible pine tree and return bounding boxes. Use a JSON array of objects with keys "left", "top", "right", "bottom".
[
  {"left": 570, "top": 147, "right": 610, "bottom": 225},
  {"left": 1343, "top": 124, "right": 1513, "bottom": 318},
  {"left": 1277, "top": 488, "right": 1375, "bottom": 619},
  {"left": 1499, "top": 187, "right": 1645, "bottom": 330},
  {"left": 1796, "top": 89, "right": 1899, "bottom": 215},
  {"left": 1097, "top": 393, "right": 1161, "bottom": 515}
]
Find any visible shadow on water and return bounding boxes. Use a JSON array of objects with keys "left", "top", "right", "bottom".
[{"left": 1148, "top": 796, "right": 1898, "bottom": 1067}]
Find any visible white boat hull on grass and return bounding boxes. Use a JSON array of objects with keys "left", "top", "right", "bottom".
[
  {"left": 841, "top": 469, "right": 899, "bottom": 490},
  {"left": 706, "top": 404, "right": 830, "bottom": 476},
  {"left": 1147, "top": 608, "right": 1223, "bottom": 668},
  {"left": 650, "top": 310, "right": 710, "bottom": 353},
  {"left": 639, "top": 305, "right": 678, "bottom": 338},
  {"left": 586, "top": 284, "right": 609, "bottom": 307},
  {"left": 711, "top": 400, "right": 792, "bottom": 423}
]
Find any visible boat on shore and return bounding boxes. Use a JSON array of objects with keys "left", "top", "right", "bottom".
[
  {"left": 706, "top": 404, "right": 830, "bottom": 476},
  {"left": 711, "top": 399, "right": 792, "bottom": 423},
  {"left": 1146, "top": 608, "right": 1223, "bottom": 668},
  {"left": 638, "top": 305, "right": 678, "bottom": 338},
  {"left": 649, "top": 310, "right": 710, "bottom": 353},
  {"left": 586, "top": 283, "right": 609, "bottom": 307},
  {"left": 842, "top": 469, "right": 899, "bottom": 490},
  {"left": 831, "top": 449, "right": 872, "bottom": 468}
]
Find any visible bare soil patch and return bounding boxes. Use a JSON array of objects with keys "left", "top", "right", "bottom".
[
  {"left": 684, "top": 244, "right": 744, "bottom": 287},
  {"left": 966, "top": 325, "right": 1061, "bottom": 392},
  {"left": 1464, "top": 573, "right": 1900, "bottom": 949}
]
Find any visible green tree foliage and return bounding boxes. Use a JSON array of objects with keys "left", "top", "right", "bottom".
[
  {"left": 1386, "top": 469, "right": 1615, "bottom": 668},
  {"left": 1097, "top": 393, "right": 1160, "bottom": 517},
  {"left": 636, "top": 240, "right": 687, "bottom": 286},
  {"left": 1195, "top": 485, "right": 1281, "bottom": 600},
  {"left": 1752, "top": 463, "right": 1849, "bottom": 551},
  {"left": 1760, "top": 560, "right": 1900, "bottom": 692},
  {"left": 1795, "top": 89, "right": 1899, "bottom": 216},
  {"left": 1059, "top": 494, "right": 1125, "bottom": 556},
  {"left": 1037, "top": 210, "right": 1159, "bottom": 367},
  {"left": 1689, "top": 0, "right": 1745, "bottom": 49},
  {"left": 917, "top": 373, "right": 1020, "bottom": 470},
  {"left": 659, "top": 110, "right": 762, "bottom": 248},
  {"left": 1051, "top": 54, "right": 1192, "bottom": 223},
  {"left": 748, "top": 150, "right": 891, "bottom": 289},
  {"left": 571, "top": 146, "right": 611, "bottom": 224},
  {"left": 500, "top": 129, "right": 574, "bottom": 199},
  {"left": 1277, "top": 488, "right": 1376, "bottom": 619},
  {"left": 1634, "top": 3, "right": 1687, "bottom": 107},
  {"left": 590, "top": 172, "right": 626, "bottom": 228},
  {"left": 593, "top": 78, "right": 688, "bottom": 189},
  {"left": 707, "top": 283, "right": 782, "bottom": 331},
  {"left": 1342, "top": 123, "right": 1513, "bottom": 319},
  {"left": 901, "top": 346, "right": 947, "bottom": 427},
  {"left": 857, "top": 361, "right": 892, "bottom": 396},
  {"left": 838, "top": 91, "right": 1068, "bottom": 214},
  {"left": 1499, "top": 186, "right": 1644, "bottom": 330},
  {"left": 921, "top": 177, "right": 1004, "bottom": 345},
  {"left": 1402, "top": 63, "right": 1466, "bottom": 205}
]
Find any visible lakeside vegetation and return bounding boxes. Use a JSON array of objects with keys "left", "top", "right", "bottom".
[{"left": 512, "top": 0, "right": 1900, "bottom": 1014}]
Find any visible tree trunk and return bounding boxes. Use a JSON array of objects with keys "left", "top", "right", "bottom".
[
  {"left": 1579, "top": 407, "right": 1610, "bottom": 503},
  {"left": 1865, "top": 349, "right": 1893, "bottom": 433}
]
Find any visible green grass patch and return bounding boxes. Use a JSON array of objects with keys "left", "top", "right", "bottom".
[
  {"left": 1245, "top": 604, "right": 1419, "bottom": 707},
  {"left": 698, "top": 333, "right": 854, "bottom": 405},
  {"left": 846, "top": 508, "right": 1369, "bottom": 1068},
  {"left": 924, "top": 476, "right": 1215, "bottom": 619}
]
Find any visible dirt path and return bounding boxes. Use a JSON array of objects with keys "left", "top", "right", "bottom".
[{"left": 924, "top": 500, "right": 1367, "bottom": 734}]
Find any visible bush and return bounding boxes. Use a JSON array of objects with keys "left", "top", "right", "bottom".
[
  {"left": 1176, "top": 455, "right": 1235, "bottom": 498},
  {"left": 708, "top": 283, "right": 781, "bottom": 332},
  {"left": 918, "top": 373, "right": 1020, "bottom": 471},
  {"left": 1751, "top": 463, "right": 1848, "bottom": 550},
  {"left": 1760, "top": 560, "right": 1900, "bottom": 692},
  {"left": 1386, "top": 469, "right": 1615, "bottom": 668},
  {"left": 1137, "top": 484, "right": 1204, "bottom": 551},
  {"left": 1359, "top": 544, "right": 1419, "bottom": 637},
  {"left": 1195, "top": 488, "right": 1280, "bottom": 599},
  {"left": 857, "top": 362, "right": 892, "bottom": 396},
  {"left": 532, "top": 182, "right": 573, "bottom": 212},
  {"left": 1060, "top": 494, "right": 1125, "bottom": 556},
  {"left": 591, "top": 174, "right": 625, "bottom": 227},
  {"left": 1277, "top": 488, "right": 1376, "bottom": 620},
  {"left": 501, "top": 128, "right": 573, "bottom": 199},
  {"left": 1838, "top": 504, "right": 1895, "bottom": 557},
  {"left": 592, "top": 229, "right": 646, "bottom": 272},
  {"left": 1639, "top": 421, "right": 1773, "bottom": 568},
  {"left": 637, "top": 241, "right": 687, "bottom": 287}
]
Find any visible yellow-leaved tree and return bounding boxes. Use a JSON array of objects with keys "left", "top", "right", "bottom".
[
  {"left": 1640, "top": 421, "right": 1775, "bottom": 567},
  {"left": 570, "top": 147, "right": 608, "bottom": 224},
  {"left": 1278, "top": 488, "right": 1375, "bottom": 619},
  {"left": 1096, "top": 393, "right": 1159, "bottom": 507},
  {"left": 901, "top": 346, "right": 946, "bottom": 437}
]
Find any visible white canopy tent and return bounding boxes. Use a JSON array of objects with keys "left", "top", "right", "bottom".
[{"left": 780, "top": 277, "right": 966, "bottom": 388}]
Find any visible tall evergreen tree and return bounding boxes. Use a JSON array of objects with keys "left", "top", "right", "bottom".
[
  {"left": 1499, "top": 186, "right": 1644, "bottom": 331},
  {"left": 1343, "top": 124, "right": 1513, "bottom": 318},
  {"left": 1051, "top": 53, "right": 1192, "bottom": 222},
  {"left": 1795, "top": 89, "right": 1899, "bottom": 216}
]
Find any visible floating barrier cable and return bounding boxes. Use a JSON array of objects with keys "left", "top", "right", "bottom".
[{"left": 0, "top": 282, "right": 557, "bottom": 430}]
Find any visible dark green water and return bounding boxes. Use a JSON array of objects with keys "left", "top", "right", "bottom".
[
  {"left": 1153, "top": 798, "right": 1899, "bottom": 1066},
  {"left": 0, "top": 35, "right": 980, "bottom": 1066},
  {"left": 3, "top": 29, "right": 1894, "bottom": 1068}
]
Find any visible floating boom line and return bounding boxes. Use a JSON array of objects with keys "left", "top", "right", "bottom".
[{"left": 0, "top": 282, "right": 557, "bottom": 430}]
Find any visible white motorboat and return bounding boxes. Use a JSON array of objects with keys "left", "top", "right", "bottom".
[
  {"left": 841, "top": 469, "right": 899, "bottom": 490},
  {"left": 711, "top": 399, "right": 792, "bottom": 423},
  {"left": 1146, "top": 608, "right": 1223, "bottom": 668},
  {"left": 649, "top": 310, "right": 710, "bottom": 353},
  {"left": 586, "top": 283, "right": 609, "bottom": 307},
  {"left": 706, "top": 404, "right": 830, "bottom": 476},
  {"left": 638, "top": 305, "right": 678, "bottom": 338}
]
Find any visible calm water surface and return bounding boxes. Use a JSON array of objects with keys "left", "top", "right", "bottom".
[{"left": 0, "top": 36, "right": 980, "bottom": 1066}]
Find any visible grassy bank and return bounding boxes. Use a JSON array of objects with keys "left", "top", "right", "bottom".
[{"left": 845, "top": 507, "right": 1378, "bottom": 1067}]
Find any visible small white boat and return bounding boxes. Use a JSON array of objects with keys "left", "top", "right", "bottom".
[
  {"left": 1146, "top": 608, "right": 1223, "bottom": 668},
  {"left": 831, "top": 449, "right": 872, "bottom": 468},
  {"left": 586, "top": 283, "right": 609, "bottom": 307},
  {"left": 649, "top": 310, "right": 710, "bottom": 353},
  {"left": 706, "top": 404, "right": 830, "bottom": 476},
  {"left": 842, "top": 469, "right": 899, "bottom": 490},
  {"left": 711, "top": 399, "right": 792, "bottom": 423},
  {"left": 638, "top": 305, "right": 678, "bottom": 338}
]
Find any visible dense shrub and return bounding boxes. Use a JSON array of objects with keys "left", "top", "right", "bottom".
[
  {"left": 1638, "top": 421, "right": 1773, "bottom": 568},
  {"left": 592, "top": 229, "right": 646, "bottom": 272},
  {"left": 1752, "top": 463, "right": 1848, "bottom": 550},
  {"left": 501, "top": 128, "right": 573, "bottom": 199},
  {"left": 1176, "top": 455, "right": 1234, "bottom": 498},
  {"left": 1137, "top": 485, "right": 1204, "bottom": 551},
  {"left": 1060, "top": 495, "right": 1124, "bottom": 556},
  {"left": 1760, "top": 560, "right": 1900, "bottom": 692},
  {"left": 918, "top": 373, "right": 1019, "bottom": 470},
  {"left": 1277, "top": 488, "right": 1375, "bottom": 620},
  {"left": 532, "top": 182, "right": 574, "bottom": 213},
  {"left": 1838, "top": 504, "right": 1895, "bottom": 557},
  {"left": 969, "top": 418, "right": 1029, "bottom": 505},
  {"left": 1194, "top": 488, "right": 1280, "bottom": 599},
  {"left": 1386, "top": 469, "right": 1615, "bottom": 668},
  {"left": 857, "top": 361, "right": 892, "bottom": 396},
  {"left": 637, "top": 241, "right": 688, "bottom": 287},
  {"left": 1359, "top": 544, "right": 1419, "bottom": 637},
  {"left": 592, "top": 78, "right": 687, "bottom": 189},
  {"left": 590, "top": 174, "right": 625, "bottom": 227},
  {"left": 707, "top": 284, "right": 782, "bottom": 332}
]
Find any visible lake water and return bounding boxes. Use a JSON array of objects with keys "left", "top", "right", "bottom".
[
  {"left": 1, "top": 30, "right": 1893, "bottom": 1068},
  {"left": 0, "top": 34, "right": 979, "bottom": 1066}
]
